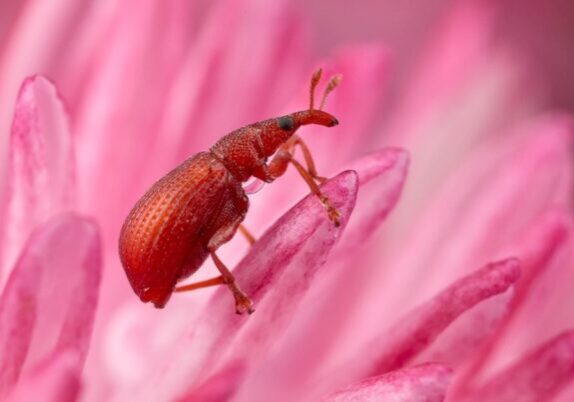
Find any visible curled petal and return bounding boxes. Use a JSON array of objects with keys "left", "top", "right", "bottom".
[
  {"left": 416, "top": 210, "right": 570, "bottom": 369},
  {"left": 0, "top": 76, "right": 75, "bottom": 284},
  {"left": 323, "top": 364, "right": 452, "bottom": 402},
  {"left": 344, "top": 259, "right": 520, "bottom": 382},
  {"left": 459, "top": 331, "right": 574, "bottom": 402},
  {"left": 0, "top": 214, "right": 101, "bottom": 397},
  {"left": 6, "top": 352, "right": 80, "bottom": 402}
]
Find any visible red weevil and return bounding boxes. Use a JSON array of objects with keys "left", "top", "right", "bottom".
[{"left": 119, "top": 69, "right": 341, "bottom": 314}]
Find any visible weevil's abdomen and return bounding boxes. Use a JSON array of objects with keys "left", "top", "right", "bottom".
[{"left": 119, "top": 152, "right": 229, "bottom": 307}]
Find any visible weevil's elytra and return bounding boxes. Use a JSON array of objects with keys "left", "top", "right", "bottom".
[{"left": 119, "top": 69, "right": 342, "bottom": 314}]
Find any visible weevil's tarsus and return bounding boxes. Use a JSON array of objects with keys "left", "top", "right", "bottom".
[{"left": 319, "top": 74, "right": 342, "bottom": 111}]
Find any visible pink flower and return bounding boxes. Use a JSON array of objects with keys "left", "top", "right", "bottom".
[{"left": 1, "top": 1, "right": 574, "bottom": 401}]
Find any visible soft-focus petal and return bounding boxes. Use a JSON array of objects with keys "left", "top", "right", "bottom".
[
  {"left": 0, "top": 76, "right": 75, "bottom": 285},
  {"left": 377, "top": 114, "right": 573, "bottom": 316},
  {"left": 323, "top": 364, "right": 452, "bottom": 402},
  {"left": 6, "top": 352, "right": 80, "bottom": 402},
  {"left": 457, "top": 331, "right": 574, "bottom": 402},
  {"left": 0, "top": 214, "right": 101, "bottom": 397},
  {"left": 119, "top": 170, "right": 358, "bottom": 401}
]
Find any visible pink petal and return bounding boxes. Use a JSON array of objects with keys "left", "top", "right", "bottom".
[
  {"left": 417, "top": 209, "right": 570, "bottom": 369},
  {"left": 129, "top": 171, "right": 358, "bottom": 401},
  {"left": 335, "top": 259, "right": 520, "bottom": 386},
  {"left": 175, "top": 362, "right": 246, "bottom": 402},
  {"left": 234, "top": 149, "right": 409, "bottom": 402},
  {"left": 454, "top": 208, "right": 574, "bottom": 387},
  {"left": 457, "top": 331, "right": 574, "bottom": 402},
  {"left": 6, "top": 352, "right": 80, "bottom": 402},
  {"left": 0, "top": 214, "right": 101, "bottom": 397},
  {"left": 0, "top": 76, "right": 75, "bottom": 285},
  {"left": 323, "top": 364, "right": 452, "bottom": 402}
]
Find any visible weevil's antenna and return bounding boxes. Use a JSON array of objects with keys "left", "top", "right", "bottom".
[
  {"left": 309, "top": 68, "right": 322, "bottom": 111},
  {"left": 319, "top": 74, "right": 342, "bottom": 110}
]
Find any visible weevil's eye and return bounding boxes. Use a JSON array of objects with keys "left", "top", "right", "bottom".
[{"left": 277, "top": 115, "right": 295, "bottom": 131}]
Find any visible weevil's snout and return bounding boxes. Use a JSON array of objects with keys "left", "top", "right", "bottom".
[{"left": 292, "top": 110, "right": 339, "bottom": 128}]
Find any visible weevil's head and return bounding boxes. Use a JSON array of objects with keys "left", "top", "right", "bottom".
[{"left": 256, "top": 110, "right": 339, "bottom": 159}]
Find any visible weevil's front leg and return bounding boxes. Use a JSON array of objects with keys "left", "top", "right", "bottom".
[
  {"left": 286, "top": 135, "right": 327, "bottom": 183},
  {"left": 264, "top": 147, "right": 341, "bottom": 226}
]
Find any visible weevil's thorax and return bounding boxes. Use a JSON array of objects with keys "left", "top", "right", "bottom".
[{"left": 210, "top": 110, "right": 338, "bottom": 182}]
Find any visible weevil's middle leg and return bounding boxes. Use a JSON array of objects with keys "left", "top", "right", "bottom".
[
  {"left": 238, "top": 224, "right": 256, "bottom": 245},
  {"left": 266, "top": 148, "right": 341, "bottom": 226}
]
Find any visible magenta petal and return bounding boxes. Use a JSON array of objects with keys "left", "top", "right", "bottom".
[
  {"left": 0, "top": 214, "right": 101, "bottom": 397},
  {"left": 138, "top": 171, "right": 358, "bottom": 400},
  {"left": 6, "top": 352, "right": 80, "bottom": 402},
  {"left": 0, "top": 76, "right": 75, "bottom": 284},
  {"left": 458, "top": 331, "right": 574, "bottom": 402},
  {"left": 353, "top": 259, "right": 520, "bottom": 379},
  {"left": 232, "top": 148, "right": 410, "bottom": 402},
  {"left": 323, "top": 364, "right": 452, "bottom": 402}
]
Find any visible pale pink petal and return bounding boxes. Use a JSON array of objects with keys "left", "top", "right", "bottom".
[
  {"left": 0, "top": 76, "right": 75, "bottom": 285},
  {"left": 157, "top": 0, "right": 309, "bottom": 162},
  {"left": 416, "top": 209, "right": 570, "bottom": 369},
  {"left": 6, "top": 352, "right": 80, "bottom": 402},
  {"left": 453, "top": 208, "right": 574, "bottom": 387},
  {"left": 456, "top": 331, "right": 574, "bottom": 402},
  {"left": 234, "top": 149, "right": 409, "bottom": 402},
  {"left": 0, "top": 214, "right": 101, "bottom": 397},
  {"left": 126, "top": 171, "right": 358, "bottom": 401},
  {"left": 72, "top": 0, "right": 193, "bottom": 221},
  {"left": 175, "top": 362, "right": 246, "bottom": 402},
  {"left": 323, "top": 364, "right": 452, "bottom": 402}
]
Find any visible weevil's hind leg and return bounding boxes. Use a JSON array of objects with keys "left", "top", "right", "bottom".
[
  {"left": 175, "top": 276, "right": 226, "bottom": 292},
  {"left": 266, "top": 149, "right": 341, "bottom": 227},
  {"left": 210, "top": 250, "right": 254, "bottom": 314},
  {"left": 238, "top": 224, "right": 256, "bottom": 245}
]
